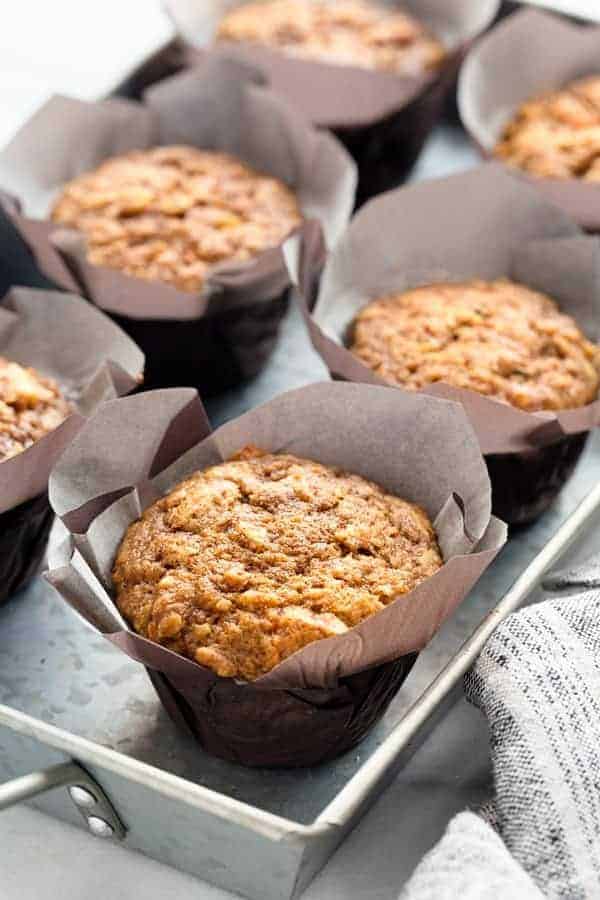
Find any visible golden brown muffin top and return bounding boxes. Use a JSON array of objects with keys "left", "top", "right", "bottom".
[
  {"left": 113, "top": 446, "right": 442, "bottom": 681},
  {"left": 217, "top": 0, "right": 446, "bottom": 75},
  {"left": 494, "top": 75, "right": 600, "bottom": 180},
  {"left": 350, "top": 279, "right": 600, "bottom": 412},
  {"left": 0, "top": 358, "right": 71, "bottom": 461},
  {"left": 51, "top": 146, "right": 302, "bottom": 294}
]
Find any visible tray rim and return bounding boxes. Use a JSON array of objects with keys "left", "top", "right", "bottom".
[{"left": 0, "top": 701, "right": 321, "bottom": 840}]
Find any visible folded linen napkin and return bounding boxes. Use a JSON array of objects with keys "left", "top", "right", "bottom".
[
  {"left": 400, "top": 811, "right": 543, "bottom": 899},
  {"left": 401, "top": 562, "right": 600, "bottom": 899}
]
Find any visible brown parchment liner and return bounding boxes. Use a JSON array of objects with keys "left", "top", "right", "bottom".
[
  {"left": 0, "top": 57, "right": 356, "bottom": 391},
  {"left": 458, "top": 8, "right": 600, "bottom": 232},
  {"left": 0, "top": 286, "right": 144, "bottom": 604},
  {"left": 288, "top": 165, "right": 600, "bottom": 524},
  {"left": 1, "top": 493, "right": 54, "bottom": 604},
  {"left": 45, "top": 383, "right": 505, "bottom": 768},
  {"left": 166, "top": 0, "right": 499, "bottom": 128},
  {"left": 164, "top": 0, "right": 500, "bottom": 203}
]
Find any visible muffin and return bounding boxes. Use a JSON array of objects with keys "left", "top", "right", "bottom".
[
  {"left": 494, "top": 76, "right": 600, "bottom": 181},
  {"left": 0, "top": 285, "right": 144, "bottom": 607},
  {"left": 162, "top": 0, "right": 499, "bottom": 204},
  {"left": 0, "top": 357, "right": 71, "bottom": 461},
  {"left": 346, "top": 278, "right": 600, "bottom": 525},
  {"left": 217, "top": 0, "right": 446, "bottom": 75},
  {"left": 48, "top": 382, "right": 504, "bottom": 766},
  {"left": 298, "top": 166, "right": 600, "bottom": 526},
  {"left": 350, "top": 279, "right": 600, "bottom": 413},
  {"left": 113, "top": 445, "right": 442, "bottom": 681},
  {"left": 50, "top": 146, "right": 303, "bottom": 294},
  {"left": 0, "top": 64, "right": 355, "bottom": 395}
]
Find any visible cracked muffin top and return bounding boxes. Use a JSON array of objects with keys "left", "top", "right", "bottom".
[
  {"left": 0, "top": 358, "right": 71, "bottom": 461},
  {"left": 494, "top": 75, "right": 600, "bottom": 180},
  {"left": 349, "top": 279, "right": 600, "bottom": 412},
  {"left": 50, "top": 146, "right": 302, "bottom": 294},
  {"left": 113, "top": 445, "right": 442, "bottom": 681},
  {"left": 217, "top": 0, "right": 446, "bottom": 75}
]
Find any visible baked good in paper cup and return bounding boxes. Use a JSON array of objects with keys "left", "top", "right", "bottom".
[
  {"left": 458, "top": 8, "right": 600, "bottom": 232},
  {"left": 163, "top": 0, "right": 500, "bottom": 205},
  {"left": 45, "top": 383, "right": 505, "bottom": 768},
  {"left": 0, "top": 57, "right": 356, "bottom": 394},
  {"left": 0, "top": 287, "right": 144, "bottom": 605},
  {"left": 288, "top": 165, "right": 600, "bottom": 526}
]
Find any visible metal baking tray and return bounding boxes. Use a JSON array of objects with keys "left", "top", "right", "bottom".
[
  {"left": 3, "top": 31, "right": 600, "bottom": 900},
  {"left": 2, "top": 287, "right": 600, "bottom": 900}
]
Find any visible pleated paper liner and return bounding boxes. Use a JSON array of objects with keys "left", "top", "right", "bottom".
[
  {"left": 485, "top": 433, "right": 590, "bottom": 529},
  {"left": 0, "top": 57, "right": 356, "bottom": 394},
  {"left": 163, "top": 0, "right": 500, "bottom": 205},
  {"left": 287, "top": 165, "right": 600, "bottom": 526},
  {"left": 458, "top": 8, "right": 600, "bottom": 232},
  {"left": 146, "top": 651, "right": 418, "bottom": 767},
  {"left": 0, "top": 287, "right": 144, "bottom": 603},
  {"left": 46, "top": 384, "right": 505, "bottom": 768}
]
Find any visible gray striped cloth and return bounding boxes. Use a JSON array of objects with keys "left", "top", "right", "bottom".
[{"left": 401, "top": 563, "right": 600, "bottom": 899}]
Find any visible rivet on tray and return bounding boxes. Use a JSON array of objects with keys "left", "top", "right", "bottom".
[
  {"left": 68, "top": 785, "right": 97, "bottom": 809},
  {"left": 87, "top": 816, "right": 115, "bottom": 838}
]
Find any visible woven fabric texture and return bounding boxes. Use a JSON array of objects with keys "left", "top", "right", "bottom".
[{"left": 402, "top": 571, "right": 600, "bottom": 899}]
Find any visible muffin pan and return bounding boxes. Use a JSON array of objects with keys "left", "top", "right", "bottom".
[{"left": 3, "top": 15, "right": 600, "bottom": 900}]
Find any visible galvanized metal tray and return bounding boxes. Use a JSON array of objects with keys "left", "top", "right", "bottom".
[
  {"left": 3, "top": 35, "right": 600, "bottom": 900},
  {"left": 2, "top": 288, "right": 600, "bottom": 898}
]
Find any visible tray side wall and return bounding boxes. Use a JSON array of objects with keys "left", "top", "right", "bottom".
[{"left": 0, "top": 725, "right": 306, "bottom": 900}]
